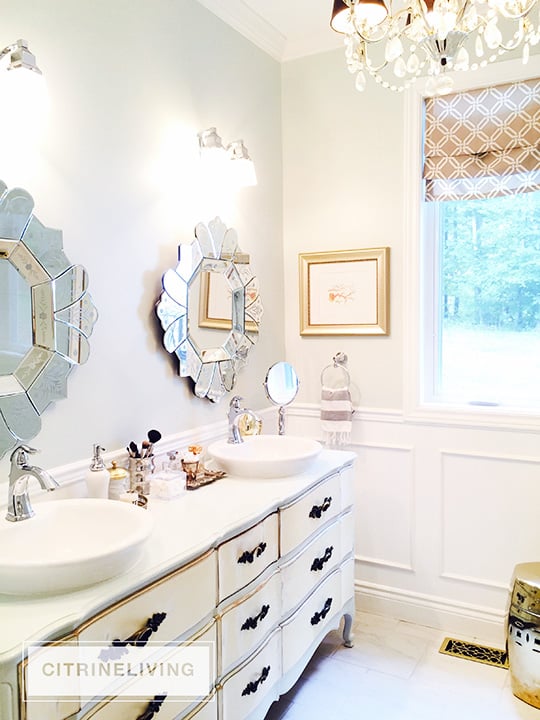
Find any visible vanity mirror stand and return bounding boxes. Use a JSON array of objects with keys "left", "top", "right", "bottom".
[{"left": 263, "top": 362, "right": 299, "bottom": 435}]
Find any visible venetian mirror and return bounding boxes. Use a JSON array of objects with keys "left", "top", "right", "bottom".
[
  {"left": 0, "top": 182, "right": 98, "bottom": 459},
  {"left": 156, "top": 217, "right": 263, "bottom": 402},
  {"left": 264, "top": 361, "right": 299, "bottom": 435}
]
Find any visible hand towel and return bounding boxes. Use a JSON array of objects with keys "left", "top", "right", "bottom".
[{"left": 321, "top": 386, "right": 353, "bottom": 446}]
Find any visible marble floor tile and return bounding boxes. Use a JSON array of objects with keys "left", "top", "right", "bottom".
[{"left": 264, "top": 611, "right": 537, "bottom": 720}]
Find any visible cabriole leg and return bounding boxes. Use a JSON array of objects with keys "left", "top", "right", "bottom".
[{"left": 342, "top": 612, "right": 354, "bottom": 648}]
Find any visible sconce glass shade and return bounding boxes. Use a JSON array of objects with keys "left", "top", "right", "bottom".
[
  {"left": 228, "top": 140, "right": 257, "bottom": 188},
  {"left": 198, "top": 127, "right": 228, "bottom": 181}
]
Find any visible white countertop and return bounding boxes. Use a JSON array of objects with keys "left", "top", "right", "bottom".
[{"left": 0, "top": 450, "right": 355, "bottom": 667}]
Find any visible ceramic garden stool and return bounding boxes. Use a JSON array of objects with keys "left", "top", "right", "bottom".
[{"left": 507, "top": 562, "right": 540, "bottom": 708}]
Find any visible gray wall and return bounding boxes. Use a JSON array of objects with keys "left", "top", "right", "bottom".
[{"left": 0, "top": 0, "right": 284, "bottom": 475}]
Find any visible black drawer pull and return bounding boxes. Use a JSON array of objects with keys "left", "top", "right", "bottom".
[
  {"left": 241, "top": 604, "right": 270, "bottom": 631},
  {"left": 310, "top": 597, "right": 333, "bottom": 626},
  {"left": 241, "top": 665, "right": 270, "bottom": 696},
  {"left": 136, "top": 694, "right": 167, "bottom": 720},
  {"left": 98, "top": 612, "right": 167, "bottom": 660},
  {"left": 238, "top": 541, "right": 267, "bottom": 565},
  {"left": 309, "top": 497, "right": 332, "bottom": 519},
  {"left": 310, "top": 546, "right": 334, "bottom": 572}
]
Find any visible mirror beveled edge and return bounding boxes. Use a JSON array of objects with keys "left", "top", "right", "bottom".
[
  {"left": 156, "top": 217, "right": 263, "bottom": 403},
  {"left": 0, "top": 181, "right": 98, "bottom": 460}
]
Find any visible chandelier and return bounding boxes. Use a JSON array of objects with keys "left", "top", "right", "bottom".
[{"left": 330, "top": 0, "right": 540, "bottom": 94}]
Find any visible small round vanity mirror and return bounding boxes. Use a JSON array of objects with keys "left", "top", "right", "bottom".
[{"left": 264, "top": 361, "right": 299, "bottom": 435}]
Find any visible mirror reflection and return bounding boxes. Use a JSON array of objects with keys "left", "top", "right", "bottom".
[
  {"left": 156, "top": 217, "right": 263, "bottom": 402},
  {"left": 0, "top": 260, "right": 32, "bottom": 374},
  {"left": 0, "top": 182, "right": 98, "bottom": 460}
]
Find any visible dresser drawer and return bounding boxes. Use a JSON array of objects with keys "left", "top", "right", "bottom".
[
  {"left": 185, "top": 694, "right": 218, "bottom": 720},
  {"left": 220, "top": 628, "right": 280, "bottom": 720},
  {"left": 79, "top": 551, "right": 217, "bottom": 649},
  {"left": 280, "top": 473, "right": 342, "bottom": 557},
  {"left": 281, "top": 518, "right": 343, "bottom": 616},
  {"left": 79, "top": 623, "right": 216, "bottom": 720},
  {"left": 218, "top": 514, "right": 278, "bottom": 602},
  {"left": 281, "top": 568, "right": 342, "bottom": 675},
  {"left": 220, "top": 570, "right": 281, "bottom": 675},
  {"left": 20, "top": 635, "right": 80, "bottom": 720},
  {"left": 81, "top": 693, "right": 215, "bottom": 720}
]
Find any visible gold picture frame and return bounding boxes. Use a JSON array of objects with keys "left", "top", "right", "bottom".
[{"left": 299, "top": 247, "right": 390, "bottom": 336}]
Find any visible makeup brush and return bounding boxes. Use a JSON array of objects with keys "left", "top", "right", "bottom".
[
  {"left": 129, "top": 441, "right": 140, "bottom": 458},
  {"left": 141, "top": 440, "right": 151, "bottom": 458},
  {"left": 145, "top": 429, "right": 162, "bottom": 457}
]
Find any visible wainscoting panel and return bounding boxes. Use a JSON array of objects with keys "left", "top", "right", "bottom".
[
  {"left": 289, "top": 402, "right": 540, "bottom": 636},
  {"left": 353, "top": 442, "right": 415, "bottom": 572},
  {"left": 441, "top": 450, "right": 540, "bottom": 589}
]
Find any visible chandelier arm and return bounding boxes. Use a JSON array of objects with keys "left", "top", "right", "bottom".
[
  {"left": 361, "top": 39, "right": 429, "bottom": 74},
  {"left": 350, "top": 18, "right": 390, "bottom": 42},
  {"left": 498, "top": 0, "right": 539, "bottom": 19}
]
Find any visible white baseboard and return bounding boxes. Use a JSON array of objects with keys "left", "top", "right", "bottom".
[{"left": 355, "top": 580, "right": 507, "bottom": 647}]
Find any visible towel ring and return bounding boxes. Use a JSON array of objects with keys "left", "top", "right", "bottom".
[{"left": 320, "top": 352, "right": 351, "bottom": 389}]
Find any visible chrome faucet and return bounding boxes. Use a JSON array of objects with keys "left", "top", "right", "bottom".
[
  {"left": 228, "top": 396, "right": 261, "bottom": 444},
  {"left": 6, "top": 445, "right": 59, "bottom": 522}
]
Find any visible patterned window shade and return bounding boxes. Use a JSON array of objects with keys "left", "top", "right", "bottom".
[{"left": 423, "top": 78, "right": 540, "bottom": 202}]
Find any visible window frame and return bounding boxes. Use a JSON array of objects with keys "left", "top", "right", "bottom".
[{"left": 403, "top": 55, "right": 540, "bottom": 431}]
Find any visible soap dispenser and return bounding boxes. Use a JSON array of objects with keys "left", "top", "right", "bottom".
[{"left": 85, "top": 444, "right": 110, "bottom": 498}]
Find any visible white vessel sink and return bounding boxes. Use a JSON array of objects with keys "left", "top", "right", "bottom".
[
  {"left": 0, "top": 498, "right": 153, "bottom": 596},
  {"left": 208, "top": 435, "right": 322, "bottom": 478}
]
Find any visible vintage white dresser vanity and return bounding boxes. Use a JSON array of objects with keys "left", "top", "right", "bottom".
[{"left": 0, "top": 449, "right": 355, "bottom": 720}]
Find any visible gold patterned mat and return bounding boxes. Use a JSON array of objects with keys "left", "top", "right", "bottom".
[{"left": 439, "top": 638, "right": 508, "bottom": 669}]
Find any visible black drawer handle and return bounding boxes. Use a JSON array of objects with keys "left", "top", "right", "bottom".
[
  {"left": 309, "top": 497, "right": 332, "bottom": 519},
  {"left": 238, "top": 542, "right": 267, "bottom": 565},
  {"left": 136, "top": 694, "right": 167, "bottom": 720},
  {"left": 241, "top": 665, "right": 270, "bottom": 696},
  {"left": 98, "top": 612, "right": 167, "bottom": 660},
  {"left": 310, "top": 546, "right": 334, "bottom": 572},
  {"left": 310, "top": 597, "right": 333, "bottom": 626},
  {"left": 241, "top": 604, "right": 270, "bottom": 631}
]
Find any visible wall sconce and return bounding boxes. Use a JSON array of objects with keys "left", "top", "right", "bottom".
[
  {"left": 198, "top": 127, "right": 227, "bottom": 162},
  {"left": 0, "top": 39, "right": 47, "bottom": 134},
  {"left": 198, "top": 127, "right": 257, "bottom": 189},
  {"left": 1, "top": 38, "right": 42, "bottom": 73}
]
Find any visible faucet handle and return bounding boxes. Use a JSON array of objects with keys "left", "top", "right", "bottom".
[{"left": 10, "top": 445, "right": 39, "bottom": 465}]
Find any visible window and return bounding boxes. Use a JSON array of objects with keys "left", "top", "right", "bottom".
[{"left": 421, "top": 78, "right": 540, "bottom": 411}]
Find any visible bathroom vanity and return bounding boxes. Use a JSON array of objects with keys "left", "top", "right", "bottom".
[{"left": 0, "top": 449, "right": 355, "bottom": 720}]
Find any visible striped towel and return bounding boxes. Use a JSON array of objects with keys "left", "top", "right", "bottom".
[{"left": 321, "top": 386, "right": 353, "bottom": 446}]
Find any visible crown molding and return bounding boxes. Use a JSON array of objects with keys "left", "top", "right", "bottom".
[{"left": 196, "top": 0, "right": 287, "bottom": 61}]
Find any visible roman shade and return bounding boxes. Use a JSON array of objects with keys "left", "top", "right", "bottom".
[{"left": 423, "top": 78, "right": 540, "bottom": 202}]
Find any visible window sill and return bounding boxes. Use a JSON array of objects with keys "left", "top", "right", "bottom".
[{"left": 404, "top": 401, "right": 540, "bottom": 433}]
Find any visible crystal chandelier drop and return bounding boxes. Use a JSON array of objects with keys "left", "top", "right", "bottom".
[{"left": 330, "top": 0, "right": 540, "bottom": 94}]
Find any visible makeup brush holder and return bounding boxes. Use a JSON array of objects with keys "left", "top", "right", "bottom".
[{"left": 129, "top": 456, "right": 155, "bottom": 495}]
